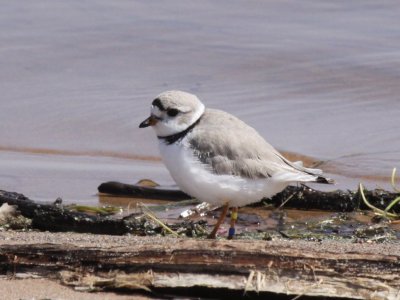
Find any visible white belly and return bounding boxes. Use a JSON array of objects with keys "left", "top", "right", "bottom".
[{"left": 159, "top": 141, "right": 288, "bottom": 207}]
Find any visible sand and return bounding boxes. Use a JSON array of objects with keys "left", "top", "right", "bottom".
[{"left": 0, "top": 278, "right": 149, "bottom": 300}]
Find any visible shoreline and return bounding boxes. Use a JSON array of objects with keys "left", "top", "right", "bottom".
[{"left": 0, "top": 145, "right": 395, "bottom": 183}]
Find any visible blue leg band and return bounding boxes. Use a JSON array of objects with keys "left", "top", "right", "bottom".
[{"left": 228, "top": 227, "right": 235, "bottom": 237}]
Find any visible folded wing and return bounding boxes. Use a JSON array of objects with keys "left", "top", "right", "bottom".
[{"left": 188, "top": 109, "right": 332, "bottom": 184}]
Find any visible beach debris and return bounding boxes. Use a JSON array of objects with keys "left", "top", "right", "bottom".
[
  {"left": 179, "top": 201, "right": 212, "bottom": 218},
  {"left": 136, "top": 179, "right": 160, "bottom": 188},
  {"left": 139, "top": 203, "right": 179, "bottom": 237},
  {"left": 359, "top": 168, "right": 400, "bottom": 221},
  {"left": 0, "top": 203, "right": 17, "bottom": 222},
  {"left": 66, "top": 204, "right": 122, "bottom": 216},
  {"left": 354, "top": 223, "right": 396, "bottom": 242},
  {"left": 0, "top": 203, "right": 31, "bottom": 230}
]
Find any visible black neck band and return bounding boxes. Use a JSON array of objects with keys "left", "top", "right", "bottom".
[{"left": 158, "top": 116, "right": 202, "bottom": 145}]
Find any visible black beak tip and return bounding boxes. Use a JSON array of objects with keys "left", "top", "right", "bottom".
[
  {"left": 139, "top": 120, "right": 149, "bottom": 128},
  {"left": 139, "top": 116, "right": 152, "bottom": 128}
]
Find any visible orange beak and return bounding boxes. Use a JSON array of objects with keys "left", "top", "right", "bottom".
[{"left": 139, "top": 115, "right": 158, "bottom": 128}]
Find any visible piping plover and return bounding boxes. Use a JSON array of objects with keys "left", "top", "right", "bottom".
[{"left": 139, "top": 90, "right": 333, "bottom": 238}]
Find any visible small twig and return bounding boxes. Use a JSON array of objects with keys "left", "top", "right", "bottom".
[
  {"left": 244, "top": 270, "right": 255, "bottom": 295},
  {"left": 126, "top": 201, "right": 135, "bottom": 214},
  {"left": 380, "top": 168, "right": 400, "bottom": 219},
  {"left": 391, "top": 168, "right": 400, "bottom": 193},
  {"left": 384, "top": 197, "right": 400, "bottom": 215},
  {"left": 359, "top": 183, "right": 398, "bottom": 219},
  {"left": 359, "top": 183, "right": 385, "bottom": 214},
  {"left": 139, "top": 204, "right": 179, "bottom": 237},
  {"left": 277, "top": 192, "right": 295, "bottom": 209},
  {"left": 290, "top": 279, "right": 323, "bottom": 300}
]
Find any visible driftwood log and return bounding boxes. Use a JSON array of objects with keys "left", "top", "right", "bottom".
[
  {"left": 0, "top": 232, "right": 399, "bottom": 299},
  {"left": 99, "top": 181, "right": 400, "bottom": 213},
  {"left": 98, "top": 181, "right": 190, "bottom": 200}
]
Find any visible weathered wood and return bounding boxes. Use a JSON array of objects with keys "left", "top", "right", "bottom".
[{"left": 0, "top": 232, "right": 399, "bottom": 299}]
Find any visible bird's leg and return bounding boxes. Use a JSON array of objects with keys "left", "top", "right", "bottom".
[
  {"left": 227, "top": 207, "right": 238, "bottom": 240},
  {"left": 208, "top": 202, "right": 229, "bottom": 239}
]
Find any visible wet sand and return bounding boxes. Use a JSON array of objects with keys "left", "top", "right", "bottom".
[{"left": 0, "top": 278, "right": 142, "bottom": 300}]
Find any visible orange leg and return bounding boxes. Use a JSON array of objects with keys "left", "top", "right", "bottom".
[
  {"left": 208, "top": 202, "right": 229, "bottom": 239},
  {"left": 227, "top": 207, "right": 238, "bottom": 240}
]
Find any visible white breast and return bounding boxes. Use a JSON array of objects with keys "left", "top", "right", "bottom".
[{"left": 158, "top": 139, "right": 288, "bottom": 207}]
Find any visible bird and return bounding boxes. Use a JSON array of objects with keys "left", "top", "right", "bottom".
[{"left": 139, "top": 90, "right": 333, "bottom": 239}]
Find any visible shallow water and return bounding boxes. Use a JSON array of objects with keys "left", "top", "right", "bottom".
[{"left": 1, "top": 0, "right": 399, "bottom": 204}]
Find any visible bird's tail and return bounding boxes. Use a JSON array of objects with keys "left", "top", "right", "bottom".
[
  {"left": 315, "top": 175, "right": 334, "bottom": 184},
  {"left": 286, "top": 160, "right": 334, "bottom": 184}
]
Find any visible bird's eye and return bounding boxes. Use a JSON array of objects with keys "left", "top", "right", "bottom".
[{"left": 167, "top": 108, "right": 179, "bottom": 117}]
